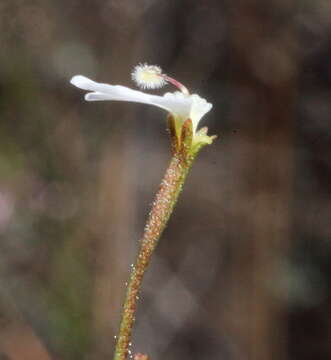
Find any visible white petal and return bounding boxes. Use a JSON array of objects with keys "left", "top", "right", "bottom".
[
  {"left": 70, "top": 75, "right": 99, "bottom": 91},
  {"left": 70, "top": 75, "right": 189, "bottom": 116},
  {"left": 70, "top": 75, "right": 212, "bottom": 131},
  {"left": 71, "top": 75, "right": 154, "bottom": 104},
  {"left": 189, "top": 94, "right": 213, "bottom": 131},
  {"left": 149, "top": 92, "right": 192, "bottom": 118},
  {"left": 85, "top": 92, "right": 113, "bottom": 101}
]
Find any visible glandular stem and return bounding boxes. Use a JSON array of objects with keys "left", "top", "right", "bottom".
[{"left": 113, "top": 151, "right": 194, "bottom": 360}]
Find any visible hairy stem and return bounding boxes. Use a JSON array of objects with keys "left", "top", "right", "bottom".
[{"left": 113, "top": 152, "right": 195, "bottom": 360}]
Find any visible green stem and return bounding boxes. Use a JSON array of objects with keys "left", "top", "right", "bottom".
[{"left": 113, "top": 151, "right": 195, "bottom": 360}]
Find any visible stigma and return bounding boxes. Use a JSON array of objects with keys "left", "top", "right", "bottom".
[{"left": 131, "top": 63, "right": 189, "bottom": 95}]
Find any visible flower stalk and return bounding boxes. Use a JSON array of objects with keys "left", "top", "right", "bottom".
[{"left": 113, "top": 118, "right": 212, "bottom": 360}]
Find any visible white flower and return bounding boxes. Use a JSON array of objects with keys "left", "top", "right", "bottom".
[
  {"left": 70, "top": 75, "right": 212, "bottom": 137},
  {"left": 70, "top": 64, "right": 214, "bottom": 147}
]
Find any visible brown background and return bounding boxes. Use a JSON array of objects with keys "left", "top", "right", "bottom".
[{"left": 0, "top": 0, "right": 330, "bottom": 359}]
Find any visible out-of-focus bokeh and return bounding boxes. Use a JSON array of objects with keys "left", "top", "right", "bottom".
[{"left": 0, "top": 0, "right": 331, "bottom": 359}]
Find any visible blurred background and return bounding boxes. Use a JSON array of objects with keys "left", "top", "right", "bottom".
[{"left": 0, "top": 0, "right": 331, "bottom": 359}]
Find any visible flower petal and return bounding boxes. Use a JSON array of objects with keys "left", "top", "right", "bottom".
[
  {"left": 70, "top": 75, "right": 212, "bottom": 133},
  {"left": 71, "top": 75, "right": 191, "bottom": 116},
  {"left": 85, "top": 92, "right": 113, "bottom": 101},
  {"left": 70, "top": 75, "right": 100, "bottom": 91},
  {"left": 71, "top": 75, "right": 155, "bottom": 104},
  {"left": 189, "top": 94, "right": 213, "bottom": 132},
  {"left": 149, "top": 92, "right": 192, "bottom": 118}
]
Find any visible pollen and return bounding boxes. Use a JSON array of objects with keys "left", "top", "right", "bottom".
[{"left": 131, "top": 63, "right": 166, "bottom": 90}]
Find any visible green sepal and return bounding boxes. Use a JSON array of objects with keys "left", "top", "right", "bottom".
[
  {"left": 167, "top": 115, "right": 179, "bottom": 154},
  {"left": 167, "top": 116, "right": 216, "bottom": 160},
  {"left": 180, "top": 118, "right": 193, "bottom": 160},
  {"left": 191, "top": 126, "right": 217, "bottom": 156}
]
